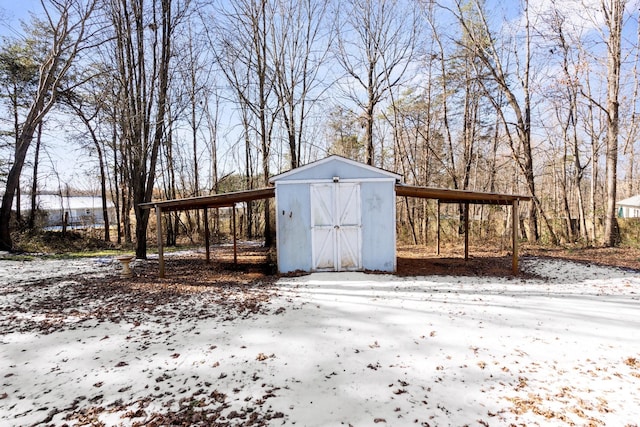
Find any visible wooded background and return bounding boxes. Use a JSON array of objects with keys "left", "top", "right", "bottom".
[{"left": 1, "top": 0, "right": 639, "bottom": 255}]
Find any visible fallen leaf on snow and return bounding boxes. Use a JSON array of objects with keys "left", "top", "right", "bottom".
[{"left": 256, "top": 352, "right": 275, "bottom": 361}]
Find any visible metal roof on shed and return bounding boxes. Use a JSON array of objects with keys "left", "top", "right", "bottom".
[{"left": 269, "top": 155, "right": 401, "bottom": 182}]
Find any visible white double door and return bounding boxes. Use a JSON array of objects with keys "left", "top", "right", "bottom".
[{"left": 310, "top": 182, "right": 362, "bottom": 271}]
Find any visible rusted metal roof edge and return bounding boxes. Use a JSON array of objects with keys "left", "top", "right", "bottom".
[
  {"left": 395, "top": 184, "right": 531, "bottom": 205},
  {"left": 139, "top": 187, "right": 275, "bottom": 212}
]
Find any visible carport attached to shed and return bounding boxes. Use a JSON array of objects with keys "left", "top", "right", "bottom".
[
  {"left": 269, "top": 155, "right": 401, "bottom": 273},
  {"left": 395, "top": 184, "right": 531, "bottom": 274},
  {"left": 141, "top": 156, "right": 530, "bottom": 277},
  {"left": 140, "top": 188, "right": 275, "bottom": 278}
]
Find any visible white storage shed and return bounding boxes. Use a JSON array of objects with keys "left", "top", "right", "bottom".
[{"left": 269, "top": 155, "right": 401, "bottom": 273}]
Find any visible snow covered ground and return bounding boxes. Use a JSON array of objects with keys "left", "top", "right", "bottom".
[{"left": 1, "top": 255, "right": 639, "bottom": 426}]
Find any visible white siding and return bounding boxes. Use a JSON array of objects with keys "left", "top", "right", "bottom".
[
  {"left": 275, "top": 183, "right": 312, "bottom": 273},
  {"left": 272, "top": 156, "right": 397, "bottom": 273}
]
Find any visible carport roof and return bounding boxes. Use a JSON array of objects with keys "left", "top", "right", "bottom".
[
  {"left": 139, "top": 187, "right": 275, "bottom": 212},
  {"left": 395, "top": 184, "right": 530, "bottom": 205},
  {"left": 139, "top": 184, "right": 530, "bottom": 212}
]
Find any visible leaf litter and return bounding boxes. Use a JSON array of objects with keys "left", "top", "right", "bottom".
[{"left": 1, "top": 250, "right": 639, "bottom": 426}]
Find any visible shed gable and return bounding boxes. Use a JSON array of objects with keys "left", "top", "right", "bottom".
[{"left": 269, "top": 155, "right": 401, "bottom": 183}]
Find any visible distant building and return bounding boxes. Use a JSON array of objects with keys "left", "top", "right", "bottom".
[
  {"left": 16, "top": 194, "right": 116, "bottom": 229},
  {"left": 616, "top": 195, "right": 640, "bottom": 218}
]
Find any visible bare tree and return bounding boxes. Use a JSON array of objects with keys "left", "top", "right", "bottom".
[
  {"left": 333, "top": 0, "right": 418, "bottom": 166},
  {"left": 541, "top": 7, "right": 590, "bottom": 242},
  {"left": 106, "top": 0, "right": 187, "bottom": 258},
  {"left": 601, "top": 0, "right": 626, "bottom": 246},
  {"left": 60, "top": 86, "right": 112, "bottom": 241},
  {"left": 175, "top": 20, "right": 211, "bottom": 233},
  {"left": 210, "top": 0, "right": 280, "bottom": 246},
  {"left": 567, "top": 0, "right": 627, "bottom": 246},
  {"left": 432, "top": 3, "right": 491, "bottom": 232},
  {"left": 270, "top": 0, "right": 330, "bottom": 169},
  {"left": 27, "top": 122, "right": 43, "bottom": 229},
  {"left": 0, "top": 0, "right": 97, "bottom": 251},
  {"left": 443, "top": 0, "right": 558, "bottom": 244},
  {"left": 579, "top": 58, "right": 606, "bottom": 243}
]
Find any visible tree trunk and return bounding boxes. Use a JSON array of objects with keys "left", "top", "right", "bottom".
[
  {"left": 28, "top": 122, "right": 43, "bottom": 230},
  {"left": 0, "top": 123, "right": 39, "bottom": 250},
  {"left": 97, "top": 140, "right": 110, "bottom": 242},
  {"left": 365, "top": 87, "right": 375, "bottom": 166},
  {"left": 243, "top": 109, "right": 254, "bottom": 239},
  {"left": 602, "top": 0, "right": 624, "bottom": 247}
]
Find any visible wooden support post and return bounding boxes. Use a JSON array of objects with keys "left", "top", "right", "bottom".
[
  {"left": 156, "top": 206, "right": 165, "bottom": 278},
  {"left": 464, "top": 202, "right": 469, "bottom": 261},
  {"left": 204, "top": 208, "right": 210, "bottom": 263},
  {"left": 232, "top": 204, "right": 237, "bottom": 265},
  {"left": 436, "top": 200, "right": 441, "bottom": 255},
  {"left": 512, "top": 199, "right": 519, "bottom": 274}
]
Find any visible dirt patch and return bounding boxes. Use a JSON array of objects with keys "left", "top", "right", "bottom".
[
  {"left": 396, "top": 244, "right": 528, "bottom": 277},
  {"left": 396, "top": 254, "right": 518, "bottom": 277},
  {"left": 395, "top": 244, "right": 640, "bottom": 277},
  {"left": 143, "top": 244, "right": 524, "bottom": 279},
  {"left": 131, "top": 243, "right": 640, "bottom": 281},
  {"left": 129, "top": 245, "right": 277, "bottom": 287},
  {"left": 522, "top": 245, "right": 640, "bottom": 272}
]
